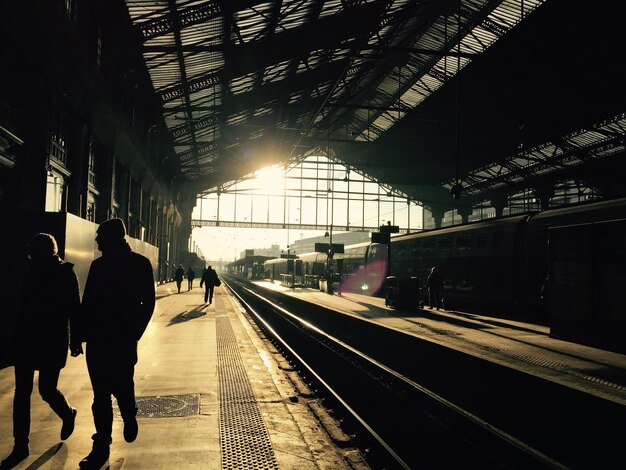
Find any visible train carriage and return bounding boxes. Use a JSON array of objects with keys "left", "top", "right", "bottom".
[
  {"left": 260, "top": 197, "right": 626, "bottom": 332},
  {"left": 385, "top": 215, "right": 530, "bottom": 314},
  {"left": 520, "top": 196, "right": 626, "bottom": 318}
]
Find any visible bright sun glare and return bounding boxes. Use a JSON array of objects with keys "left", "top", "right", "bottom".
[
  {"left": 254, "top": 165, "right": 285, "bottom": 195},
  {"left": 191, "top": 158, "right": 424, "bottom": 262}
]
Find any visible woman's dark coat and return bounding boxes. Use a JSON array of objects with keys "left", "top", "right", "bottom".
[{"left": 14, "top": 255, "right": 80, "bottom": 369}]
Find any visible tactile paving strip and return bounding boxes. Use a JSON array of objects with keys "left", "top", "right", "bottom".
[
  {"left": 217, "top": 316, "right": 279, "bottom": 470},
  {"left": 483, "top": 346, "right": 626, "bottom": 391}
]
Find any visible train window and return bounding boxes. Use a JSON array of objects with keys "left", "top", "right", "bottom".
[{"left": 368, "top": 245, "right": 380, "bottom": 260}]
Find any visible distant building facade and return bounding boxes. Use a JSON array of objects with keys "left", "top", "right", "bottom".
[
  {"left": 289, "top": 231, "right": 371, "bottom": 255},
  {"left": 239, "top": 244, "right": 281, "bottom": 259}
]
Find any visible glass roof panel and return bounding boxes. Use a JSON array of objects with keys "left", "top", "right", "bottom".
[
  {"left": 388, "top": 0, "right": 411, "bottom": 14},
  {"left": 254, "top": 106, "right": 273, "bottom": 117},
  {"left": 188, "top": 87, "right": 215, "bottom": 103},
  {"left": 595, "top": 145, "right": 625, "bottom": 158},
  {"left": 127, "top": 0, "right": 169, "bottom": 23},
  {"left": 310, "top": 81, "right": 332, "bottom": 98},
  {"left": 229, "top": 73, "right": 257, "bottom": 95},
  {"left": 234, "top": 3, "right": 274, "bottom": 43},
  {"left": 277, "top": 0, "right": 316, "bottom": 31},
  {"left": 262, "top": 59, "right": 292, "bottom": 85},
  {"left": 125, "top": 0, "right": 553, "bottom": 184},
  {"left": 184, "top": 51, "right": 224, "bottom": 76},
  {"left": 319, "top": 0, "right": 343, "bottom": 18},
  {"left": 568, "top": 130, "right": 607, "bottom": 147},
  {"left": 226, "top": 112, "right": 248, "bottom": 126}
]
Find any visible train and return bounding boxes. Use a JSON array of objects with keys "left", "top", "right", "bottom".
[
  {"left": 263, "top": 197, "right": 626, "bottom": 324},
  {"left": 263, "top": 256, "right": 301, "bottom": 283}
]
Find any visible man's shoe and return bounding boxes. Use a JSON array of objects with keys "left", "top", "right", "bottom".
[
  {"left": 61, "top": 407, "right": 77, "bottom": 440},
  {"left": 123, "top": 414, "right": 138, "bottom": 443},
  {"left": 78, "top": 446, "right": 109, "bottom": 469},
  {"left": 0, "top": 445, "right": 29, "bottom": 469}
]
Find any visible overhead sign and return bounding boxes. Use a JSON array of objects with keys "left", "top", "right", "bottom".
[
  {"left": 380, "top": 224, "right": 400, "bottom": 233},
  {"left": 314, "top": 242, "right": 345, "bottom": 254},
  {"left": 371, "top": 232, "right": 390, "bottom": 244}
]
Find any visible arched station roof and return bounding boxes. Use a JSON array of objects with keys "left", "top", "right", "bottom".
[{"left": 125, "top": 0, "right": 626, "bottom": 209}]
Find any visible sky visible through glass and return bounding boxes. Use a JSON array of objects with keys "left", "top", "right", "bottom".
[{"left": 190, "top": 156, "right": 424, "bottom": 262}]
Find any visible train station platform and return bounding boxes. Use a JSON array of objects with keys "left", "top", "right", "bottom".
[
  {"left": 255, "top": 280, "right": 626, "bottom": 406},
  {"left": 0, "top": 283, "right": 364, "bottom": 470}
]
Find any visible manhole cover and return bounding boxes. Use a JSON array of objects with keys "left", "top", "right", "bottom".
[{"left": 115, "top": 394, "right": 200, "bottom": 418}]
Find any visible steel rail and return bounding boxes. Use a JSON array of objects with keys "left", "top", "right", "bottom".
[
  {"left": 226, "top": 277, "right": 570, "bottom": 470},
  {"left": 223, "top": 277, "right": 412, "bottom": 470}
]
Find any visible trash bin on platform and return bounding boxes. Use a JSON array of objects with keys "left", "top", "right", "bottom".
[
  {"left": 385, "top": 276, "right": 421, "bottom": 309},
  {"left": 385, "top": 276, "right": 400, "bottom": 307}
]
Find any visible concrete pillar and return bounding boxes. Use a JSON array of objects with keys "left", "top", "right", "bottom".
[
  {"left": 175, "top": 192, "right": 194, "bottom": 263},
  {"left": 12, "top": 79, "right": 51, "bottom": 215},
  {"left": 157, "top": 202, "right": 167, "bottom": 282},
  {"left": 429, "top": 207, "right": 445, "bottom": 229},
  {"left": 149, "top": 198, "right": 158, "bottom": 245},
  {"left": 66, "top": 120, "right": 89, "bottom": 218},
  {"left": 128, "top": 178, "right": 142, "bottom": 239},
  {"left": 490, "top": 193, "right": 508, "bottom": 218},
  {"left": 457, "top": 206, "right": 473, "bottom": 224},
  {"left": 117, "top": 167, "right": 130, "bottom": 227}
]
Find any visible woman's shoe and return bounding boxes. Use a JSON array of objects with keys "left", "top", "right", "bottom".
[
  {"left": 0, "top": 445, "right": 29, "bottom": 469},
  {"left": 78, "top": 445, "right": 109, "bottom": 469},
  {"left": 61, "top": 407, "right": 77, "bottom": 440}
]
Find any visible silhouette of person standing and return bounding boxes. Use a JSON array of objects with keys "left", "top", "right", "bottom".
[
  {"left": 174, "top": 264, "right": 184, "bottom": 293},
  {"left": 78, "top": 218, "right": 155, "bottom": 469},
  {"left": 200, "top": 265, "right": 219, "bottom": 304},
  {"left": 427, "top": 266, "right": 444, "bottom": 309},
  {"left": 1, "top": 234, "right": 80, "bottom": 469},
  {"left": 186, "top": 267, "right": 195, "bottom": 291}
]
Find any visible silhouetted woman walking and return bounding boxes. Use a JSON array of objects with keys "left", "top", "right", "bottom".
[
  {"left": 1, "top": 233, "right": 80, "bottom": 469},
  {"left": 174, "top": 264, "right": 184, "bottom": 293},
  {"left": 186, "top": 267, "right": 195, "bottom": 291}
]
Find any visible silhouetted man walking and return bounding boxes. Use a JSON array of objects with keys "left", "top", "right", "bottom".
[
  {"left": 200, "top": 265, "right": 219, "bottom": 304},
  {"left": 427, "top": 266, "right": 444, "bottom": 310},
  {"left": 174, "top": 264, "right": 184, "bottom": 293},
  {"left": 186, "top": 266, "right": 195, "bottom": 291},
  {"left": 78, "top": 219, "right": 155, "bottom": 469},
  {"left": 1, "top": 234, "right": 80, "bottom": 470}
]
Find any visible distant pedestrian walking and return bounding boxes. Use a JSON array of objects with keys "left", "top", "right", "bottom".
[
  {"left": 200, "top": 265, "right": 220, "bottom": 304},
  {"left": 427, "top": 266, "right": 444, "bottom": 310},
  {"left": 187, "top": 267, "right": 195, "bottom": 291},
  {"left": 174, "top": 264, "right": 184, "bottom": 293},
  {"left": 78, "top": 218, "right": 155, "bottom": 469},
  {"left": 1, "top": 234, "right": 80, "bottom": 469}
]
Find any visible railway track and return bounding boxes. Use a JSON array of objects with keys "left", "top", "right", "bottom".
[{"left": 223, "top": 276, "right": 626, "bottom": 469}]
